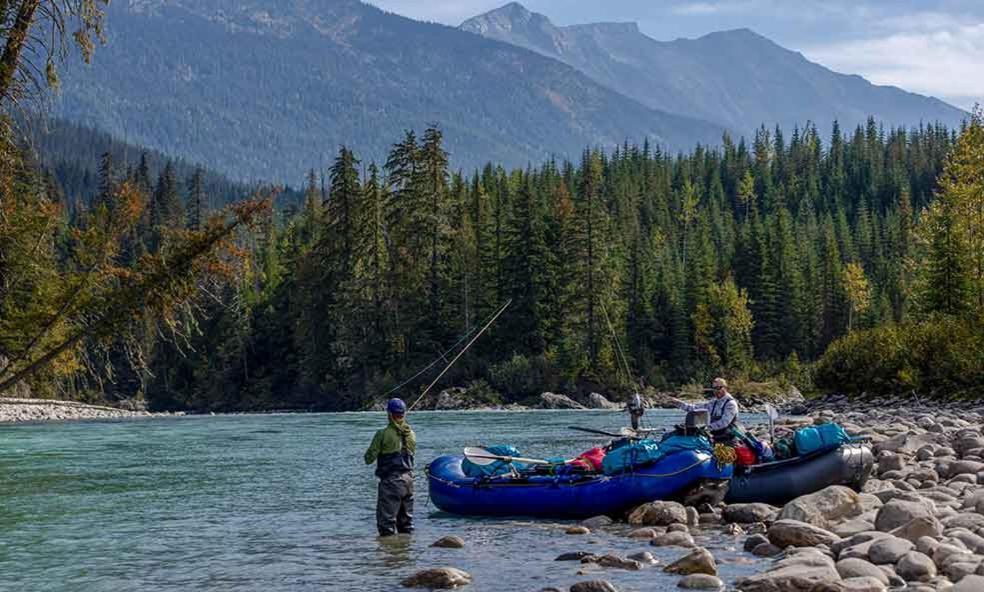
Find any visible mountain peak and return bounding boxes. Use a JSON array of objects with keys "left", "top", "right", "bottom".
[{"left": 461, "top": 2, "right": 554, "bottom": 31}]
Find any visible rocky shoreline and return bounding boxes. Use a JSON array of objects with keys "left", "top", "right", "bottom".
[
  {"left": 0, "top": 397, "right": 183, "bottom": 424},
  {"left": 401, "top": 399, "right": 984, "bottom": 592}
]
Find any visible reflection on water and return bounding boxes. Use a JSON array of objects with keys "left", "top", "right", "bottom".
[{"left": 0, "top": 410, "right": 768, "bottom": 591}]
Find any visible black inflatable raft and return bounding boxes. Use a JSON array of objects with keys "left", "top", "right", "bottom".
[{"left": 725, "top": 442, "right": 874, "bottom": 505}]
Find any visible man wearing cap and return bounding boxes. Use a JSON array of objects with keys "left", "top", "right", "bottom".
[
  {"left": 669, "top": 378, "right": 741, "bottom": 443},
  {"left": 365, "top": 398, "right": 416, "bottom": 536}
]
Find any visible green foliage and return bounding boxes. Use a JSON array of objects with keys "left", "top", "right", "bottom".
[
  {"left": 815, "top": 316, "right": 984, "bottom": 398},
  {"left": 488, "top": 354, "right": 558, "bottom": 402}
]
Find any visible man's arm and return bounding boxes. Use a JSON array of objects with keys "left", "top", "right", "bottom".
[
  {"left": 365, "top": 431, "right": 382, "bottom": 465},
  {"left": 708, "top": 399, "right": 738, "bottom": 431},
  {"left": 670, "top": 397, "right": 709, "bottom": 413}
]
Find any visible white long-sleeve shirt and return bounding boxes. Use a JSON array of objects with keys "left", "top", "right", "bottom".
[{"left": 677, "top": 394, "right": 739, "bottom": 432}]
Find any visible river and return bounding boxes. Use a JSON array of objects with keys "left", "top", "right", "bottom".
[{"left": 0, "top": 410, "right": 770, "bottom": 591}]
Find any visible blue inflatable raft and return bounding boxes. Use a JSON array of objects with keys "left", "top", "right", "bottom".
[{"left": 427, "top": 446, "right": 733, "bottom": 519}]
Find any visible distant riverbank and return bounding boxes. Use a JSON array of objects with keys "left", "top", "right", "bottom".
[{"left": 0, "top": 397, "right": 184, "bottom": 424}]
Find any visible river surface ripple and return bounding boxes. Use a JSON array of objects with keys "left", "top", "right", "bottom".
[{"left": 0, "top": 410, "right": 771, "bottom": 591}]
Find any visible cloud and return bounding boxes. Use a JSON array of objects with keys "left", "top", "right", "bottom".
[{"left": 804, "top": 21, "right": 984, "bottom": 109}]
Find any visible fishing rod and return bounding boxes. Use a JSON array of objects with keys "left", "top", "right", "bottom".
[{"left": 408, "top": 299, "right": 512, "bottom": 411}]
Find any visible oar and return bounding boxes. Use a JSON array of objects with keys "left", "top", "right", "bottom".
[
  {"left": 568, "top": 426, "right": 642, "bottom": 440},
  {"left": 463, "top": 447, "right": 559, "bottom": 467},
  {"left": 765, "top": 403, "right": 779, "bottom": 443}
]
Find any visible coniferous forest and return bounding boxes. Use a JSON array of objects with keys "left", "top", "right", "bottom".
[{"left": 6, "top": 110, "right": 981, "bottom": 412}]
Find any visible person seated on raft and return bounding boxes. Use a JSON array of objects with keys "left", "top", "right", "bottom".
[{"left": 669, "top": 378, "right": 741, "bottom": 444}]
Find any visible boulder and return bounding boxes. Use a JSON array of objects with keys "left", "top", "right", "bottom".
[
  {"left": 768, "top": 519, "right": 841, "bottom": 548},
  {"left": 734, "top": 549, "right": 841, "bottom": 592},
  {"left": 723, "top": 503, "right": 780, "bottom": 524},
  {"left": 582, "top": 515, "right": 614, "bottom": 529},
  {"left": 942, "top": 460, "right": 984, "bottom": 479},
  {"left": 566, "top": 526, "right": 590, "bottom": 535},
  {"left": 651, "top": 531, "right": 696, "bottom": 548},
  {"left": 810, "top": 577, "right": 888, "bottom": 592},
  {"left": 434, "top": 388, "right": 469, "bottom": 410},
  {"left": 431, "top": 536, "right": 465, "bottom": 549},
  {"left": 832, "top": 532, "right": 891, "bottom": 556},
  {"left": 751, "top": 543, "right": 783, "bottom": 557},
  {"left": 867, "top": 536, "right": 914, "bottom": 564},
  {"left": 539, "top": 393, "right": 586, "bottom": 410},
  {"left": 676, "top": 574, "right": 724, "bottom": 590},
  {"left": 587, "top": 393, "right": 620, "bottom": 410},
  {"left": 570, "top": 581, "right": 618, "bottom": 592},
  {"left": 774, "top": 486, "right": 863, "bottom": 527},
  {"left": 889, "top": 516, "right": 943, "bottom": 543},
  {"left": 836, "top": 558, "right": 890, "bottom": 584},
  {"left": 895, "top": 551, "right": 937, "bottom": 582},
  {"left": 629, "top": 501, "right": 688, "bottom": 526},
  {"left": 401, "top": 567, "right": 473, "bottom": 589},
  {"left": 686, "top": 506, "right": 700, "bottom": 527},
  {"left": 955, "top": 575, "right": 984, "bottom": 592},
  {"left": 663, "top": 547, "right": 717, "bottom": 576},
  {"left": 874, "top": 499, "right": 935, "bottom": 531}
]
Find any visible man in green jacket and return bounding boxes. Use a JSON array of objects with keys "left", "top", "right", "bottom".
[{"left": 365, "top": 398, "right": 416, "bottom": 536}]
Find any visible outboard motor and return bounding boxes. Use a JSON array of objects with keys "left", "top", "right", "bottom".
[
  {"left": 627, "top": 393, "right": 645, "bottom": 431},
  {"left": 676, "top": 410, "right": 709, "bottom": 437}
]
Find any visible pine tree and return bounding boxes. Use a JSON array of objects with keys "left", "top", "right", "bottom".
[{"left": 187, "top": 167, "right": 206, "bottom": 231}]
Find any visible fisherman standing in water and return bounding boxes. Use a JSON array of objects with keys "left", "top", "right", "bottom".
[
  {"left": 365, "top": 398, "right": 416, "bottom": 536},
  {"left": 669, "top": 377, "right": 740, "bottom": 443}
]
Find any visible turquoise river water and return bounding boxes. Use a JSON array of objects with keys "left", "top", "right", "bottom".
[{"left": 0, "top": 410, "right": 770, "bottom": 591}]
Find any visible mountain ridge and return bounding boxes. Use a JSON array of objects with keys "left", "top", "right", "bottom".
[{"left": 460, "top": 3, "right": 967, "bottom": 135}]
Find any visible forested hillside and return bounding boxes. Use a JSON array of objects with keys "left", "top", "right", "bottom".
[
  {"left": 38, "top": 112, "right": 974, "bottom": 412},
  {"left": 5, "top": 109, "right": 983, "bottom": 410},
  {"left": 51, "top": 0, "right": 725, "bottom": 181}
]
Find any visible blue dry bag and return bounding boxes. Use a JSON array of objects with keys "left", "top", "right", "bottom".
[{"left": 794, "top": 423, "right": 850, "bottom": 456}]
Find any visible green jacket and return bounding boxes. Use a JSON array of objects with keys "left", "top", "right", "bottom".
[{"left": 365, "top": 419, "right": 416, "bottom": 477}]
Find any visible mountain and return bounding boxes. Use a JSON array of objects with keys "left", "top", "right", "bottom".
[
  {"left": 461, "top": 3, "right": 968, "bottom": 136},
  {"left": 51, "top": 0, "right": 727, "bottom": 182}
]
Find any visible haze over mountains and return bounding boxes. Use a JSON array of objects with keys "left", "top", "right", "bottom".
[
  {"left": 47, "top": 0, "right": 967, "bottom": 182},
  {"left": 52, "top": 0, "right": 723, "bottom": 181},
  {"left": 461, "top": 3, "right": 967, "bottom": 138}
]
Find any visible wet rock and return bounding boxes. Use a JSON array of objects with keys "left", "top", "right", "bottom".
[
  {"left": 627, "top": 527, "right": 659, "bottom": 539},
  {"left": 723, "top": 503, "right": 780, "bottom": 524},
  {"left": 686, "top": 506, "right": 700, "bottom": 527},
  {"left": 431, "top": 536, "right": 465, "bottom": 549},
  {"left": 896, "top": 551, "right": 937, "bottom": 582},
  {"left": 744, "top": 533, "right": 770, "bottom": 552},
  {"left": 663, "top": 547, "right": 717, "bottom": 576},
  {"left": 556, "top": 552, "right": 595, "bottom": 561},
  {"left": 836, "top": 558, "right": 890, "bottom": 584},
  {"left": 582, "top": 515, "right": 613, "bottom": 529},
  {"left": 868, "top": 536, "right": 914, "bottom": 564},
  {"left": 401, "top": 567, "right": 473, "bottom": 589},
  {"left": 566, "top": 526, "right": 591, "bottom": 535},
  {"left": 626, "top": 551, "right": 658, "bottom": 565},
  {"left": 651, "top": 531, "right": 696, "bottom": 548},
  {"left": 595, "top": 554, "right": 643, "bottom": 571},
  {"left": 668, "top": 523, "right": 690, "bottom": 533},
  {"left": 676, "top": 574, "right": 724, "bottom": 590},
  {"left": 751, "top": 543, "right": 783, "bottom": 557},
  {"left": 724, "top": 523, "right": 745, "bottom": 536},
  {"left": 629, "top": 501, "right": 688, "bottom": 526},
  {"left": 569, "top": 581, "right": 618, "bottom": 592},
  {"left": 768, "top": 519, "right": 841, "bottom": 548},
  {"left": 875, "top": 499, "right": 936, "bottom": 531},
  {"left": 539, "top": 393, "right": 586, "bottom": 410},
  {"left": 779, "top": 486, "right": 864, "bottom": 529}
]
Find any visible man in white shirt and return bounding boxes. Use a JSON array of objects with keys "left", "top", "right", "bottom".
[{"left": 669, "top": 378, "right": 740, "bottom": 442}]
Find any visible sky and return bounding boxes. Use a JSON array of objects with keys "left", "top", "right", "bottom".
[{"left": 368, "top": 0, "right": 983, "bottom": 111}]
